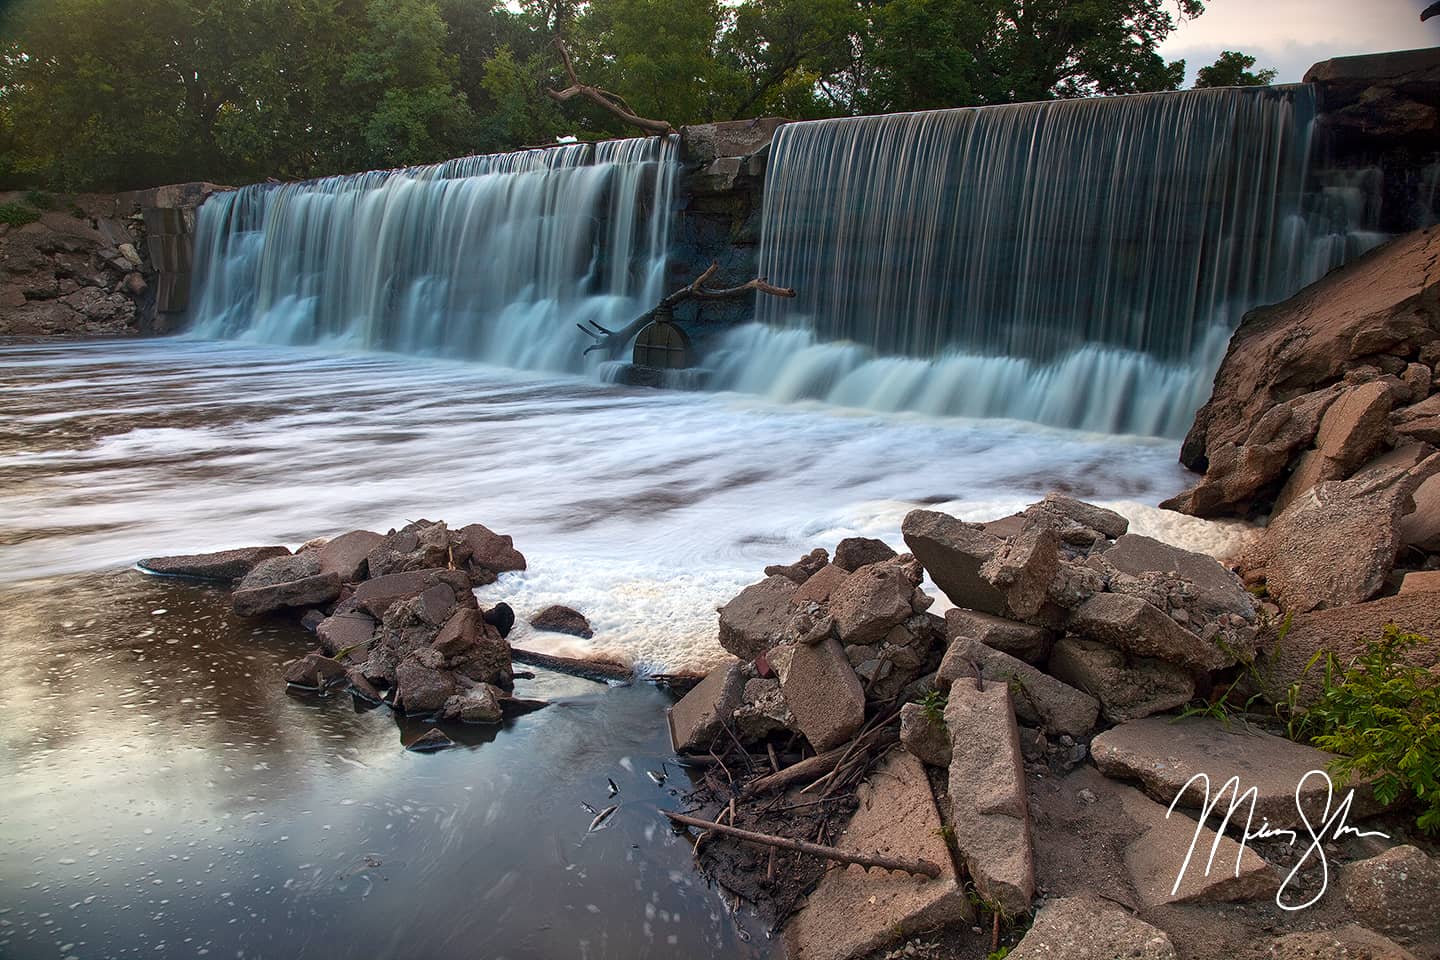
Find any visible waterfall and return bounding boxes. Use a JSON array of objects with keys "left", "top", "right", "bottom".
[
  {"left": 187, "top": 137, "right": 678, "bottom": 373},
  {"left": 709, "top": 84, "right": 1380, "bottom": 436}
]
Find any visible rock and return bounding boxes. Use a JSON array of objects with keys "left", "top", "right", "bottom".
[
  {"left": 1169, "top": 227, "right": 1440, "bottom": 518},
  {"left": 431, "top": 607, "right": 512, "bottom": 688},
  {"left": 1273, "top": 381, "right": 1396, "bottom": 513},
  {"left": 406, "top": 728, "right": 456, "bottom": 752},
  {"left": 483, "top": 602, "right": 515, "bottom": 638},
  {"left": 937, "top": 638, "right": 1099, "bottom": 737},
  {"left": 1006, "top": 896, "right": 1177, "bottom": 960},
  {"left": 1068, "top": 592, "right": 1234, "bottom": 671},
  {"left": 1110, "top": 777, "right": 1278, "bottom": 907},
  {"left": 351, "top": 568, "right": 474, "bottom": 620},
  {"left": 299, "top": 609, "right": 326, "bottom": 632},
  {"left": 529, "top": 605, "right": 593, "bottom": 638},
  {"left": 138, "top": 545, "right": 290, "bottom": 582},
  {"left": 667, "top": 660, "right": 746, "bottom": 752},
  {"left": 1259, "top": 456, "right": 1440, "bottom": 613},
  {"left": 442, "top": 683, "right": 506, "bottom": 724},
  {"left": 454, "top": 522, "right": 526, "bottom": 581},
  {"left": 731, "top": 678, "right": 795, "bottom": 742},
  {"left": 1403, "top": 362, "right": 1434, "bottom": 401},
  {"left": 978, "top": 518, "right": 1062, "bottom": 621},
  {"left": 832, "top": 537, "right": 897, "bottom": 572},
  {"left": 898, "top": 701, "right": 951, "bottom": 766},
  {"left": 282, "top": 651, "right": 349, "bottom": 689},
  {"left": 717, "top": 575, "right": 799, "bottom": 660},
  {"left": 1398, "top": 570, "right": 1440, "bottom": 595},
  {"left": 1048, "top": 636, "right": 1195, "bottom": 723},
  {"left": 233, "top": 572, "right": 342, "bottom": 618},
  {"left": 1340, "top": 846, "right": 1440, "bottom": 956},
  {"left": 944, "top": 677, "right": 1033, "bottom": 916},
  {"left": 394, "top": 648, "right": 458, "bottom": 715},
  {"left": 1259, "top": 593, "right": 1440, "bottom": 706},
  {"left": 902, "top": 509, "right": 1010, "bottom": 614},
  {"left": 782, "top": 752, "right": 970, "bottom": 960},
  {"left": 827, "top": 558, "right": 921, "bottom": 645},
  {"left": 1035, "top": 493, "right": 1129, "bottom": 540},
  {"left": 944, "top": 608, "right": 1053, "bottom": 663},
  {"left": 1400, "top": 471, "right": 1440, "bottom": 551},
  {"left": 317, "top": 529, "right": 384, "bottom": 582},
  {"left": 236, "top": 552, "right": 321, "bottom": 590},
  {"left": 315, "top": 611, "right": 377, "bottom": 656},
  {"left": 770, "top": 637, "right": 866, "bottom": 752},
  {"left": 765, "top": 547, "right": 829, "bottom": 584},
  {"left": 791, "top": 563, "right": 849, "bottom": 606},
  {"left": 1092, "top": 716, "right": 1388, "bottom": 830},
  {"left": 346, "top": 667, "right": 383, "bottom": 703},
  {"left": 1103, "top": 534, "right": 1256, "bottom": 621},
  {"left": 1393, "top": 392, "right": 1440, "bottom": 446},
  {"left": 1267, "top": 925, "right": 1418, "bottom": 960},
  {"left": 366, "top": 521, "right": 451, "bottom": 580},
  {"left": 411, "top": 583, "right": 459, "bottom": 627}
]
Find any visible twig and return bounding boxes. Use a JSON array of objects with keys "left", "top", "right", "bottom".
[
  {"left": 662, "top": 811, "right": 941, "bottom": 879},
  {"left": 743, "top": 728, "right": 899, "bottom": 796},
  {"left": 546, "top": 37, "right": 674, "bottom": 136}
]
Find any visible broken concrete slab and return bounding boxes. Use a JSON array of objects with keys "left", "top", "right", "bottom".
[
  {"left": 938, "top": 638, "right": 1099, "bottom": 737},
  {"left": 351, "top": 568, "right": 474, "bottom": 620},
  {"left": 899, "top": 701, "right": 951, "bottom": 767},
  {"left": 1068, "top": 592, "right": 1235, "bottom": 672},
  {"left": 827, "top": 558, "right": 920, "bottom": 645},
  {"left": 1340, "top": 845, "right": 1440, "bottom": 957},
  {"left": 233, "top": 571, "right": 342, "bottom": 618},
  {"left": 138, "top": 545, "right": 290, "bottom": 582},
  {"left": 902, "top": 509, "right": 1010, "bottom": 615},
  {"left": 783, "top": 752, "right": 970, "bottom": 960},
  {"left": 771, "top": 637, "right": 866, "bottom": 752},
  {"left": 317, "top": 529, "right": 384, "bottom": 582},
  {"left": 668, "top": 659, "right": 747, "bottom": 753},
  {"left": 1266, "top": 924, "right": 1418, "bottom": 960},
  {"left": 718, "top": 575, "right": 799, "bottom": 660},
  {"left": 315, "top": 610, "right": 377, "bottom": 656},
  {"left": 1103, "top": 533, "right": 1255, "bottom": 620},
  {"left": 791, "top": 563, "right": 849, "bottom": 606},
  {"left": 1091, "top": 715, "right": 1388, "bottom": 830},
  {"left": 1048, "top": 635, "right": 1195, "bottom": 724},
  {"left": 1007, "top": 896, "right": 1176, "bottom": 959},
  {"left": 944, "top": 607, "right": 1053, "bottom": 663}
]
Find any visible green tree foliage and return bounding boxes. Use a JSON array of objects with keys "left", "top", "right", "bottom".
[{"left": 1194, "top": 49, "right": 1278, "bottom": 88}]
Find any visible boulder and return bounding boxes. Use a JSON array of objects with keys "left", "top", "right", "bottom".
[
  {"left": 827, "top": 558, "right": 921, "bottom": 645},
  {"left": 791, "top": 563, "right": 849, "bottom": 605},
  {"left": 1068, "top": 592, "right": 1235, "bottom": 672},
  {"left": 1259, "top": 455, "right": 1440, "bottom": 613},
  {"left": 454, "top": 522, "right": 526, "bottom": 581},
  {"left": 770, "top": 637, "right": 866, "bottom": 752},
  {"left": 901, "top": 509, "right": 1010, "bottom": 614},
  {"left": 1273, "top": 381, "right": 1396, "bottom": 513},
  {"left": 233, "top": 572, "right": 341, "bottom": 618},
  {"left": 937, "top": 638, "right": 1099, "bottom": 738},
  {"left": 1007, "top": 897, "right": 1176, "bottom": 960},
  {"left": 765, "top": 547, "right": 829, "bottom": 584},
  {"left": 717, "top": 575, "right": 799, "bottom": 660},
  {"left": 667, "top": 660, "right": 746, "bottom": 753},
  {"left": 394, "top": 647, "right": 457, "bottom": 715},
  {"left": 944, "top": 607, "right": 1053, "bottom": 663},
  {"left": 138, "top": 545, "right": 290, "bottom": 582},
  {"left": 315, "top": 611, "right": 378, "bottom": 657},
  {"left": 528, "top": 605, "right": 593, "bottom": 638},
  {"left": 1340, "top": 846, "right": 1440, "bottom": 957},
  {"left": 898, "top": 701, "right": 951, "bottom": 767},
  {"left": 945, "top": 678, "right": 1033, "bottom": 916},
  {"left": 1266, "top": 925, "right": 1418, "bottom": 960},
  {"left": 431, "top": 607, "right": 512, "bottom": 689},
  {"left": 281, "top": 651, "right": 349, "bottom": 689},
  {"left": 832, "top": 537, "right": 897, "bottom": 572},
  {"left": 317, "top": 529, "right": 384, "bottom": 582},
  {"left": 1048, "top": 636, "right": 1195, "bottom": 723},
  {"left": 366, "top": 521, "right": 451, "bottom": 581},
  {"left": 351, "top": 568, "right": 474, "bottom": 620},
  {"left": 1258, "top": 593, "right": 1440, "bottom": 706},
  {"left": 237, "top": 552, "right": 321, "bottom": 590},
  {"left": 1091, "top": 716, "right": 1388, "bottom": 830},
  {"left": 782, "top": 753, "right": 970, "bottom": 960}
]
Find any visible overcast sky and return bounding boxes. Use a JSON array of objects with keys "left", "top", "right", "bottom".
[{"left": 1160, "top": 0, "right": 1440, "bottom": 85}]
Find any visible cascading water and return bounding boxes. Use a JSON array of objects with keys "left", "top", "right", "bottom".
[
  {"left": 708, "top": 85, "right": 1383, "bottom": 437},
  {"left": 187, "top": 137, "right": 677, "bottom": 373}
]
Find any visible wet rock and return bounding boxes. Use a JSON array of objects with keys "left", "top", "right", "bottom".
[
  {"left": 944, "top": 677, "right": 1033, "bottom": 917},
  {"left": 1048, "top": 636, "right": 1194, "bottom": 723},
  {"left": 938, "top": 638, "right": 1099, "bottom": 737},
  {"left": 731, "top": 678, "right": 795, "bottom": 742},
  {"left": 770, "top": 637, "right": 866, "bottom": 752},
  {"left": 902, "top": 510, "right": 1009, "bottom": 615},
  {"left": 1260, "top": 456, "right": 1440, "bottom": 613},
  {"left": 765, "top": 547, "right": 830, "bottom": 584},
  {"left": 898, "top": 702, "right": 951, "bottom": 767},
  {"left": 944, "top": 608, "right": 1053, "bottom": 663},
  {"left": 1092, "top": 715, "right": 1389, "bottom": 829},
  {"left": 394, "top": 647, "right": 458, "bottom": 716},
  {"left": 233, "top": 572, "right": 342, "bottom": 618},
  {"left": 316, "top": 611, "right": 378, "bottom": 657},
  {"left": 1068, "top": 591, "right": 1234, "bottom": 671},
  {"left": 1273, "top": 381, "right": 1396, "bottom": 513},
  {"left": 1007, "top": 896, "right": 1176, "bottom": 960},
  {"left": 833, "top": 537, "right": 897, "bottom": 572},
  {"left": 783, "top": 753, "right": 970, "bottom": 960},
  {"left": 791, "top": 563, "right": 849, "bottom": 606},
  {"left": 1340, "top": 846, "right": 1440, "bottom": 956},
  {"left": 442, "top": 682, "right": 506, "bottom": 724},
  {"left": 139, "top": 545, "right": 290, "bottom": 582},
  {"left": 351, "top": 568, "right": 474, "bottom": 620},
  {"left": 528, "top": 605, "right": 593, "bottom": 638},
  {"left": 346, "top": 667, "right": 383, "bottom": 703},
  {"left": 406, "top": 728, "right": 456, "bottom": 752},
  {"left": 366, "top": 521, "right": 451, "bottom": 581},
  {"left": 1266, "top": 925, "right": 1418, "bottom": 960},
  {"left": 828, "top": 558, "right": 922, "bottom": 645},
  {"left": 667, "top": 659, "right": 746, "bottom": 753},
  {"left": 432, "top": 607, "right": 512, "bottom": 689},
  {"left": 282, "top": 651, "right": 349, "bottom": 689},
  {"left": 718, "top": 575, "right": 799, "bottom": 660},
  {"left": 317, "top": 529, "right": 384, "bottom": 582},
  {"left": 237, "top": 552, "right": 321, "bottom": 590},
  {"left": 299, "top": 609, "right": 326, "bottom": 632},
  {"left": 454, "top": 522, "right": 526, "bottom": 581}
]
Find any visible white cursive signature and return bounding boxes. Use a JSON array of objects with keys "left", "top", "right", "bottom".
[{"left": 1167, "top": 769, "right": 1390, "bottom": 911}]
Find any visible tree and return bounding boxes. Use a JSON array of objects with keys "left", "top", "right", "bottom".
[{"left": 1194, "top": 49, "right": 1277, "bottom": 88}]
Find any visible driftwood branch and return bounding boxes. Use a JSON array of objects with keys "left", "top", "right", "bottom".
[
  {"left": 662, "top": 810, "right": 941, "bottom": 879},
  {"left": 546, "top": 38, "right": 675, "bottom": 136},
  {"left": 742, "top": 727, "right": 899, "bottom": 796},
  {"left": 510, "top": 647, "right": 632, "bottom": 684},
  {"left": 578, "top": 261, "right": 796, "bottom": 359}
]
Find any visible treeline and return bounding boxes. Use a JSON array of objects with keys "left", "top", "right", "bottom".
[{"left": 0, "top": 0, "right": 1273, "bottom": 192}]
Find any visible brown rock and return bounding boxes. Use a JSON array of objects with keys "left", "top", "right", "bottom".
[
  {"left": 317, "top": 529, "right": 384, "bottom": 582},
  {"left": 394, "top": 648, "right": 457, "bottom": 715},
  {"left": 1393, "top": 392, "right": 1440, "bottom": 446},
  {"left": 944, "top": 607, "right": 1053, "bottom": 663},
  {"left": 901, "top": 509, "right": 1009, "bottom": 615},
  {"left": 237, "top": 552, "right": 321, "bottom": 590},
  {"left": 827, "top": 558, "right": 920, "bottom": 645},
  {"left": 442, "top": 683, "right": 506, "bottom": 724},
  {"left": 315, "top": 610, "right": 377, "bottom": 657},
  {"left": 139, "top": 545, "right": 291, "bottom": 582},
  {"left": 717, "top": 575, "right": 799, "bottom": 660},
  {"left": 770, "top": 637, "right": 865, "bottom": 752},
  {"left": 406, "top": 728, "right": 456, "bottom": 752},
  {"left": 1401, "top": 471, "right": 1440, "bottom": 551},
  {"left": 1068, "top": 592, "right": 1234, "bottom": 671},
  {"left": 1340, "top": 846, "right": 1440, "bottom": 957},
  {"left": 432, "top": 607, "right": 511, "bottom": 688},
  {"left": 351, "top": 568, "right": 474, "bottom": 620},
  {"left": 1032, "top": 493, "right": 1129, "bottom": 542},
  {"left": 1273, "top": 380, "right": 1396, "bottom": 513},
  {"left": 1103, "top": 533, "right": 1256, "bottom": 620},
  {"left": 1048, "top": 636, "right": 1194, "bottom": 723},
  {"left": 832, "top": 537, "right": 897, "bottom": 572},
  {"left": 731, "top": 678, "right": 795, "bottom": 742},
  {"left": 366, "top": 521, "right": 451, "bottom": 580},
  {"left": 764, "top": 547, "right": 829, "bottom": 584},
  {"left": 1398, "top": 570, "right": 1440, "bottom": 595},
  {"left": 1007, "top": 897, "right": 1176, "bottom": 960},
  {"left": 782, "top": 753, "right": 970, "bottom": 960},
  {"left": 898, "top": 701, "right": 951, "bottom": 767},
  {"left": 529, "top": 605, "right": 593, "bottom": 638},
  {"left": 1267, "top": 924, "right": 1418, "bottom": 960},
  {"left": 282, "top": 651, "right": 349, "bottom": 689},
  {"left": 791, "top": 563, "right": 849, "bottom": 605},
  {"left": 667, "top": 659, "right": 746, "bottom": 752},
  {"left": 979, "top": 518, "right": 1061, "bottom": 620},
  {"left": 454, "top": 522, "right": 526, "bottom": 579},
  {"left": 233, "top": 572, "right": 342, "bottom": 618},
  {"left": 938, "top": 638, "right": 1099, "bottom": 737}
]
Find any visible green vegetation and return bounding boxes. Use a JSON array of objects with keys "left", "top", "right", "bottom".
[
  {"left": 0, "top": 0, "right": 1253, "bottom": 192},
  {"left": 1194, "top": 50, "right": 1278, "bottom": 88},
  {"left": 917, "top": 687, "right": 948, "bottom": 724},
  {"left": 0, "top": 200, "right": 41, "bottom": 226},
  {"left": 1290, "top": 626, "right": 1440, "bottom": 834}
]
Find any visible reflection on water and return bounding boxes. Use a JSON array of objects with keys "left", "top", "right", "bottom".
[
  {"left": 0, "top": 338, "right": 1199, "bottom": 671},
  {"left": 0, "top": 572, "right": 766, "bottom": 959}
]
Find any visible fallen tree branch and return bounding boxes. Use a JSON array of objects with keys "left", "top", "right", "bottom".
[
  {"left": 510, "top": 647, "right": 632, "bottom": 684},
  {"left": 742, "top": 727, "right": 899, "bottom": 797},
  {"left": 662, "top": 810, "right": 941, "bottom": 879},
  {"left": 578, "top": 261, "right": 796, "bottom": 360},
  {"left": 546, "top": 37, "right": 675, "bottom": 136}
]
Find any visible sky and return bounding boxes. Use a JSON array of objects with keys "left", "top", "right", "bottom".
[{"left": 1160, "top": 0, "right": 1440, "bottom": 86}]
